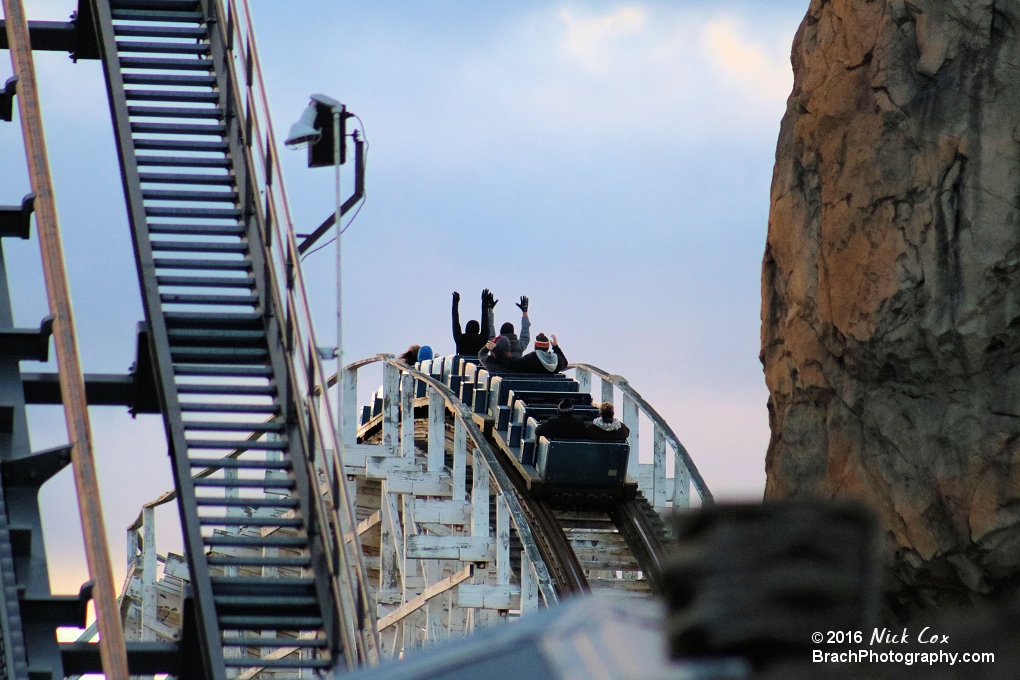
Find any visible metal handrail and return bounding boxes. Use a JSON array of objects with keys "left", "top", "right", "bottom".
[
  {"left": 568, "top": 363, "right": 713, "bottom": 506},
  {"left": 205, "top": 0, "right": 381, "bottom": 665},
  {"left": 344, "top": 354, "right": 559, "bottom": 606}
]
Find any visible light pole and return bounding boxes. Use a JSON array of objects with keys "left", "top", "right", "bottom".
[{"left": 285, "top": 94, "right": 356, "bottom": 453}]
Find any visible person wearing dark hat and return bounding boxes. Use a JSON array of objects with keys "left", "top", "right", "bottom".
[
  {"left": 484, "top": 294, "right": 531, "bottom": 358},
  {"left": 535, "top": 398, "right": 590, "bottom": 440},
  {"left": 478, "top": 332, "right": 567, "bottom": 375},
  {"left": 452, "top": 289, "right": 492, "bottom": 356},
  {"left": 586, "top": 402, "right": 630, "bottom": 442},
  {"left": 478, "top": 335, "right": 512, "bottom": 371}
]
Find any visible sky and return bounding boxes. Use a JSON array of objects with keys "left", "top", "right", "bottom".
[{"left": 1, "top": 0, "right": 807, "bottom": 596}]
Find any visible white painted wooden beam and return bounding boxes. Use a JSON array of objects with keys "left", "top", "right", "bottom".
[
  {"left": 377, "top": 565, "right": 473, "bottom": 631},
  {"left": 428, "top": 387, "right": 445, "bottom": 471}
]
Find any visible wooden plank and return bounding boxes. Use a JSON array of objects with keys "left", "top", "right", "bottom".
[
  {"left": 411, "top": 499, "right": 471, "bottom": 525},
  {"left": 496, "top": 495, "right": 510, "bottom": 586},
  {"left": 382, "top": 362, "right": 400, "bottom": 448},
  {"left": 456, "top": 584, "right": 520, "bottom": 610},
  {"left": 386, "top": 470, "right": 452, "bottom": 497},
  {"left": 378, "top": 565, "right": 472, "bottom": 630},
  {"left": 601, "top": 377, "right": 614, "bottom": 407},
  {"left": 471, "top": 449, "right": 489, "bottom": 537},
  {"left": 379, "top": 485, "right": 400, "bottom": 594},
  {"left": 366, "top": 455, "right": 420, "bottom": 479},
  {"left": 140, "top": 507, "right": 157, "bottom": 642},
  {"left": 345, "top": 510, "right": 380, "bottom": 543},
  {"left": 400, "top": 373, "right": 414, "bottom": 457},
  {"left": 621, "top": 392, "right": 640, "bottom": 477},
  {"left": 427, "top": 387, "right": 445, "bottom": 471},
  {"left": 5, "top": 3, "right": 127, "bottom": 672},
  {"left": 674, "top": 455, "right": 691, "bottom": 509},
  {"left": 406, "top": 535, "right": 494, "bottom": 561},
  {"left": 653, "top": 425, "right": 668, "bottom": 508},
  {"left": 452, "top": 417, "right": 467, "bottom": 502},
  {"left": 520, "top": 550, "right": 539, "bottom": 613},
  {"left": 575, "top": 367, "right": 591, "bottom": 396},
  {"left": 341, "top": 367, "right": 358, "bottom": 447}
]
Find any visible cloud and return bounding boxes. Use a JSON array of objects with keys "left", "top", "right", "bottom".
[
  {"left": 558, "top": 5, "right": 648, "bottom": 72},
  {"left": 702, "top": 16, "right": 793, "bottom": 102}
]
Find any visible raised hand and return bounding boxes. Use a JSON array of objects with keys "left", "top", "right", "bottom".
[
  {"left": 453, "top": 291, "right": 460, "bottom": 304},
  {"left": 551, "top": 334, "right": 558, "bottom": 346},
  {"left": 516, "top": 295, "right": 529, "bottom": 313},
  {"left": 484, "top": 340, "right": 496, "bottom": 351}
]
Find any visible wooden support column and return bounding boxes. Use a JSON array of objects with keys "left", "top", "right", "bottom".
[
  {"left": 653, "top": 425, "right": 668, "bottom": 509},
  {"left": 575, "top": 367, "right": 591, "bottom": 395},
  {"left": 400, "top": 373, "right": 414, "bottom": 457},
  {"left": 452, "top": 418, "right": 466, "bottom": 502},
  {"left": 427, "top": 387, "right": 444, "bottom": 471},
  {"left": 621, "top": 392, "right": 640, "bottom": 478},
  {"left": 341, "top": 367, "right": 358, "bottom": 447},
  {"left": 673, "top": 453, "right": 691, "bottom": 509},
  {"left": 601, "top": 377, "right": 614, "bottom": 407},
  {"left": 471, "top": 450, "right": 489, "bottom": 538},
  {"left": 1, "top": 2, "right": 128, "bottom": 678},
  {"left": 382, "top": 361, "right": 399, "bottom": 448}
]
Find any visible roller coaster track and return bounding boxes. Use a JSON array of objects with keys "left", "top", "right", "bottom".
[{"left": 336, "top": 354, "right": 711, "bottom": 656}]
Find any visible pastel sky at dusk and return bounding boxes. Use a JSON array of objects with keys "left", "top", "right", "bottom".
[{"left": 1, "top": 0, "right": 806, "bottom": 594}]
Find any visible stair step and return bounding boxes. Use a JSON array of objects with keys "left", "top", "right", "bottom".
[
  {"left": 206, "top": 536, "right": 307, "bottom": 548},
  {"left": 153, "top": 258, "right": 251, "bottom": 270},
  {"left": 136, "top": 155, "right": 230, "bottom": 168},
  {"left": 193, "top": 477, "right": 292, "bottom": 489},
  {"left": 215, "top": 594, "right": 317, "bottom": 607},
  {"left": 190, "top": 457, "right": 289, "bottom": 470},
  {"left": 143, "top": 189, "right": 236, "bottom": 202},
  {"left": 125, "top": 89, "right": 219, "bottom": 103},
  {"left": 174, "top": 364, "right": 272, "bottom": 377},
  {"left": 208, "top": 557, "right": 311, "bottom": 569},
  {"left": 161, "top": 293, "right": 258, "bottom": 305},
  {"left": 132, "top": 122, "right": 224, "bottom": 135},
  {"left": 151, "top": 241, "right": 248, "bottom": 253},
  {"left": 197, "top": 497, "right": 297, "bottom": 508},
  {"left": 177, "top": 384, "right": 274, "bottom": 396},
  {"left": 187, "top": 439, "right": 287, "bottom": 451},
  {"left": 179, "top": 402, "right": 276, "bottom": 413},
  {"left": 199, "top": 514, "right": 302, "bottom": 526},
  {"left": 117, "top": 41, "right": 210, "bottom": 55},
  {"left": 183, "top": 421, "right": 284, "bottom": 432},
  {"left": 211, "top": 576, "right": 314, "bottom": 589},
  {"left": 113, "top": 25, "right": 206, "bottom": 38},
  {"left": 164, "top": 311, "right": 261, "bottom": 325},
  {"left": 217, "top": 614, "right": 320, "bottom": 628},
  {"left": 120, "top": 56, "right": 213, "bottom": 70},
  {"left": 128, "top": 105, "right": 221, "bottom": 118},
  {"left": 167, "top": 328, "right": 265, "bottom": 343},
  {"left": 150, "top": 223, "right": 245, "bottom": 236},
  {"left": 140, "top": 172, "right": 233, "bottom": 185},
  {"left": 123, "top": 73, "right": 217, "bottom": 88},
  {"left": 111, "top": 9, "right": 205, "bottom": 22},
  {"left": 110, "top": 0, "right": 201, "bottom": 10},
  {"left": 158, "top": 275, "right": 254, "bottom": 288},
  {"left": 135, "top": 139, "right": 228, "bottom": 152},
  {"left": 220, "top": 636, "right": 326, "bottom": 648},
  {"left": 170, "top": 348, "right": 268, "bottom": 364},
  {"left": 223, "top": 658, "right": 332, "bottom": 669},
  {"left": 146, "top": 207, "right": 241, "bottom": 219}
]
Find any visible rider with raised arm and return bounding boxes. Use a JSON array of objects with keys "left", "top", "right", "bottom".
[
  {"left": 452, "top": 289, "right": 491, "bottom": 356},
  {"left": 484, "top": 293, "right": 531, "bottom": 358}
]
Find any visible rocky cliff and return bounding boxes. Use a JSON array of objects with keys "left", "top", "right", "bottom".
[{"left": 762, "top": 0, "right": 1020, "bottom": 618}]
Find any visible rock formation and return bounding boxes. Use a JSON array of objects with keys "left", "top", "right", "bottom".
[{"left": 762, "top": 0, "right": 1020, "bottom": 619}]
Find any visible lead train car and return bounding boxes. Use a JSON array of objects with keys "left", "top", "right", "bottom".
[{"left": 428, "top": 355, "right": 638, "bottom": 507}]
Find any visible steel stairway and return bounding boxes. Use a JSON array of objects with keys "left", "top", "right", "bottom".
[{"left": 85, "top": 0, "right": 372, "bottom": 677}]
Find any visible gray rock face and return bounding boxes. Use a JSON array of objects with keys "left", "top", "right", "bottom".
[{"left": 762, "top": 0, "right": 1020, "bottom": 618}]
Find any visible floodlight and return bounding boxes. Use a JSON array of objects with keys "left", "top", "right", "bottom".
[{"left": 284, "top": 103, "right": 321, "bottom": 149}]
